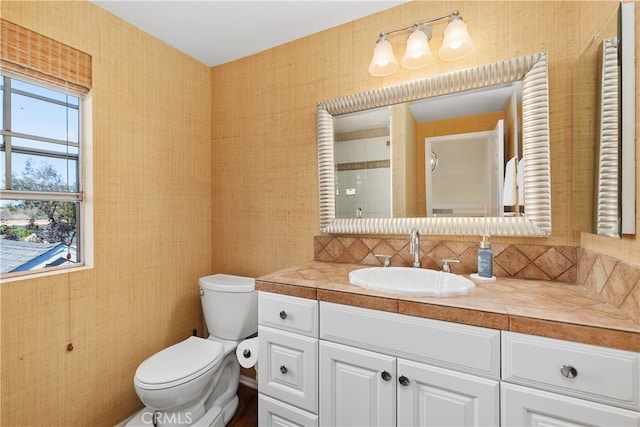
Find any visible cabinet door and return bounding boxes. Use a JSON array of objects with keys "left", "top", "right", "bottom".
[
  {"left": 320, "top": 340, "right": 396, "bottom": 427},
  {"left": 259, "top": 393, "right": 319, "bottom": 427},
  {"left": 502, "top": 383, "right": 640, "bottom": 427},
  {"left": 397, "top": 359, "right": 499, "bottom": 427},
  {"left": 258, "top": 326, "right": 318, "bottom": 413}
]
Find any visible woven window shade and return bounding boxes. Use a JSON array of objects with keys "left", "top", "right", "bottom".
[{"left": 0, "top": 18, "right": 91, "bottom": 93}]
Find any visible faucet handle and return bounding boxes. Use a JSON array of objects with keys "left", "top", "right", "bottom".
[
  {"left": 374, "top": 254, "right": 392, "bottom": 267},
  {"left": 441, "top": 259, "right": 461, "bottom": 273}
]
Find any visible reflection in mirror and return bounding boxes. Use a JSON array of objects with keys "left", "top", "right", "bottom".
[
  {"left": 426, "top": 120, "right": 505, "bottom": 217},
  {"left": 573, "top": 2, "right": 635, "bottom": 237},
  {"left": 318, "top": 53, "right": 551, "bottom": 236},
  {"left": 334, "top": 107, "right": 392, "bottom": 219},
  {"left": 333, "top": 83, "right": 523, "bottom": 219}
]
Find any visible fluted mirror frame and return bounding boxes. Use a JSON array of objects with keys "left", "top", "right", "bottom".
[
  {"left": 318, "top": 52, "right": 551, "bottom": 236},
  {"left": 596, "top": 39, "right": 620, "bottom": 237}
]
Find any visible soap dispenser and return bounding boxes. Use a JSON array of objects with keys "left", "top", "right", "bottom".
[{"left": 477, "top": 235, "right": 493, "bottom": 278}]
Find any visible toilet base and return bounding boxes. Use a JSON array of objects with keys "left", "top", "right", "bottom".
[
  {"left": 123, "top": 395, "right": 237, "bottom": 427},
  {"left": 123, "top": 404, "right": 222, "bottom": 427}
]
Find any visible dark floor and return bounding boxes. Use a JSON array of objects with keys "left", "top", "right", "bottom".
[{"left": 228, "top": 383, "right": 258, "bottom": 427}]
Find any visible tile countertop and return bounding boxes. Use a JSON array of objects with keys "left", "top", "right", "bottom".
[{"left": 256, "top": 260, "right": 640, "bottom": 353}]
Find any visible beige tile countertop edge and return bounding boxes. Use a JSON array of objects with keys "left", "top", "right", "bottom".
[{"left": 256, "top": 261, "right": 640, "bottom": 352}]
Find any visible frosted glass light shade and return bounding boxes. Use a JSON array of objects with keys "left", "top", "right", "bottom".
[
  {"left": 368, "top": 37, "right": 399, "bottom": 77},
  {"left": 401, "top": 28, "right": 433, "bottom": 69},
  {"left": 439, "top": 18, "right": 473, "bottom": 61}
]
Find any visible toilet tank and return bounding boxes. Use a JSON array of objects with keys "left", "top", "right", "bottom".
[{"left": 199, "top": 274, "right": 257, "bottom": 341}]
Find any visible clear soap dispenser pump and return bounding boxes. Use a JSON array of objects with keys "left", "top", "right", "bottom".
[{"left": 477, "top": 235, "right": 493, "bottom": 278}]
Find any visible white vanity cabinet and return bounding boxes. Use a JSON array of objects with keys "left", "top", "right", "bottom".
[
  {"left": 501, "top": 331, "right": 640, "bottom": 426},
  {"left": 319, "top": 302, "right": 500, "bottom": 427},
  {"left": 257, "top": 292, "right": 319, "bottom": 427},
  {"left": 258, "top": 290, "right": 640, "bottom": 427}
]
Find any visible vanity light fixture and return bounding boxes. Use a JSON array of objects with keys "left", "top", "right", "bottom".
[{"left": 368, "top": 9, "right": 473, "bottom": 77}]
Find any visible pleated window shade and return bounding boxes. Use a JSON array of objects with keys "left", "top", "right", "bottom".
[{"left": 0, "top": 18, "right": 91, "bottom": 93}]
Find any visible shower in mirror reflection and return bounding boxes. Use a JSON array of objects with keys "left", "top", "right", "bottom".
[{"left": 368, "top": 9, "right": 474, "bottom": 77}]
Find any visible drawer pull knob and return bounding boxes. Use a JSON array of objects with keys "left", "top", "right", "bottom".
[
  {"left": 279, "top": 310, "right": 287, "bottom": 320},
  {"left": 560, "top": 364, "right": 578, "bottom": 378},
  {"left": 280, "top": 365, "right": 288, "bottom": 374},
  {"left": 399, "top": 375, "right": 410, "bottom": 386},
  {"left": 381, "top": 371, "right": 392, "bottom": 381}
]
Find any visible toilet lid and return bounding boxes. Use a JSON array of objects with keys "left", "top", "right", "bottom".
[{"left": 135, "top": 336, "right": 223, "bottom": 388}]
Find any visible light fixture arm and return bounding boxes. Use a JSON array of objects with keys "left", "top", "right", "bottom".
[{"left": 376, "top": 10, "right": 460, "bottom": 39}]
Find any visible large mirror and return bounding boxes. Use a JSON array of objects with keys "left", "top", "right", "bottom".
[
  {"left": 573, "top": 2, "right": 635, "bottom": 238},
  {"left": 333, "top": 82, "right": 521, "bottom": 220},
  {"left": 318, "top": 52, "right": 551, "bottom": 236}
]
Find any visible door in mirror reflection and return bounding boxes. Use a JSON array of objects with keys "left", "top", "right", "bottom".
[{"left": 426, "top": 120, "right": 509, "bottom": 217}]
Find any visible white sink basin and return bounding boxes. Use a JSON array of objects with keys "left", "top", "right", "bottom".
[{"left": 348, "top": 267, "right": 475, "bottom": 297}]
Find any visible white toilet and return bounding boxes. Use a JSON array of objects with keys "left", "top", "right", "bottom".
[{"left": 125, "top": 274, "right": 257, "bottom": 427}]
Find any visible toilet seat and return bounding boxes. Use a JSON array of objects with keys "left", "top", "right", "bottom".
[{"left": 135, "top": 336, "right": 223, "bottom": 390}]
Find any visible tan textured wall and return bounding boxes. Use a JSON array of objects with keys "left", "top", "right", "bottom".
[
  {"left": 1, "top": 1, "right": 212, "bottom": 425},
  {"left": 212, "top": 0, "right": 629, "bottom": 278}
]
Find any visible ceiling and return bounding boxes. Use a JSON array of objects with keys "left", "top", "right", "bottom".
[{"left": 91, "top": 0, "right": 409, "bottom": 67}]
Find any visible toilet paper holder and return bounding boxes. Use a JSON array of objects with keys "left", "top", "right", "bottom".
[{"left": 236, "top": 335, "right": 258, "bottom": 370}]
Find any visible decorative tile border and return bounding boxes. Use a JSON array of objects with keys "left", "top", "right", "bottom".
[
  {"left": 578, "top": 248, "right": 640, "bottom": 324},
  {"left": 314, "top": 235, "right": 577, "bottom": 283}
]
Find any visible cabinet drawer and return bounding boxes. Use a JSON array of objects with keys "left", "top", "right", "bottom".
[
  {"left": 320, "top": 301, "right": 500, "bottom": 379},
  {"left": 258, "top": 326, "right": 318, "bottom": 413},
  {"left": 259, "top": 291, "right": 318, "bottom": 338},
  {"left": 259, "top": 393, "right": 318, "bottom": 427},
  {"left": 502, "top": 331, "right": 640, "bottom": 411},
  {"left": 501, "top": 382, "right": 640, "bottom": 427}
]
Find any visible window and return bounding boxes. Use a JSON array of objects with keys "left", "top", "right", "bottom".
[{"left": 1, "top": 74, "right": 85, "bottom": 276}]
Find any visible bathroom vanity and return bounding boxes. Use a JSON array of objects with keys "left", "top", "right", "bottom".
[{"left": 256, "top": 261, "right": 640, "bottom": 427}]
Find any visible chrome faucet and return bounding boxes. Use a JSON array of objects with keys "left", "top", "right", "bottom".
[{"left": 409, "top": 228, "right": 420, "bottom": 268}]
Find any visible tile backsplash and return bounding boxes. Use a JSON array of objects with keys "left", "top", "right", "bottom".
[
  {"left": 578, "top": 248, "right": 640, "bottom": 324},
  {"left": 314, "top": 235, "right": 577, "bottom": 283}
]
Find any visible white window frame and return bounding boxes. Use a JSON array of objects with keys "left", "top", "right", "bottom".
[{"left": 1, "top": 70, "right": 93, "bottom": 280}]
